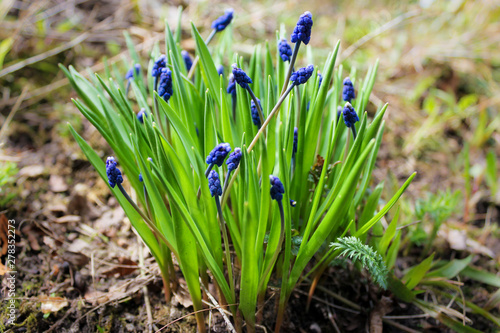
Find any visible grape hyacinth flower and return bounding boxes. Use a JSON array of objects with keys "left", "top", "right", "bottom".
[
  {"left": 211, "top": 8, "right": 234, "bottom": 32},
  {"left": 181, "top": 51, "right": 193, "bottom": 71},
  {"left": 232, "top": 64, "right": 264, "bottom": 125},
  {"left": 290, "top": 65, "right": 315, "bottom": 86},
  {"left": 125, "top": 64, "right": 141, "bottom": 80},
  {"left": 270, "top": 175, "right": 285, "bottom": 202},
  {"left": 291, "top": 11, "right": 313, "bottom": 45},
  {"left": 206, "top": 143, "right": 231, "bottom": 176},
  {"left": 125, "top": 64, "right": 141, "bottom": 94},
  {"left": 232, "top": 65, "right": 252, "bottom": 89},
  {"left": 342, "top": 77, "right": 355, "bottom": 102},
  {"left": 278, "top": 39, "right": 293, "bottom": 62},
  {"left": 208, "top": 170, "right": 223, "bottom": 197},
  {"left": 137, "top": 108, "right": 147, "bottom": 123},
  {"left": 251, "top": 99, "right": 262, "bottom": 128},
  {"left": 318, "top": 73, "right": 323, "bottom": 88},
  {"left": 337, "top": 106, "right": 342, "bottom": 122},
  {"left": 106, "top": 157, "right": 123, "bottom": 188},
  {"left": 217, "top": 65, "right": 224, "bottom": 77},
  {"left": 139, "top": 173, "right": 143, "bottom": 182},
  {"left": 158, "top": 68, "right": 173, "bottom": 102},
  {"left": 226, "top": 148, "right": 242, "bottom": 173},
  {"left": 290, "top": 199, "right": 297, "bottom": 207},
  {"left": 152, "top": 55, "right": 167, "bottom": 78},
  {"left": 227, "top": 74, "right": 236, "bottom": 96},
  {"left": 343, "top": 102, "right": 360, "bottom": 139}
]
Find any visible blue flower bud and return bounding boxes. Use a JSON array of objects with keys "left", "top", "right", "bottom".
[
  {"left": 342, "top": 77, "right": 355, "bottom": 102},
  {"left": 226, "top": 147, "right": 242, "bottom": 173},
  {"left": 293, "top": 127, "right": 298, "bottom": 154},
  {"left": 126, "top": 64, "right": 141, "bottom": 80},
  {"left": 290, "top": 11, "right": 313, "bottom": 45},
  {"left": 106, "top": 156, "right": 123, "bottom": 188},
  {"left": 152, "top": 55, "right": 167, "bottom": 77},
  {"left": 211, "top": 9, "right": 234, "bottom": 32},
  {"left": 232, "top": 64, "right": 252, "bottom": 90},
  {"left": 307, "top": 101, "right": 310, "bottom": 111},
  {"left": 137, "top": 108, "right": 147, "bottom": 123},
  {"left": 318, "top": 73, "right": 323, "bottom": 88},
  {"left": 290, "top": 199, "right": 297, "bottom": 207},
  {"left": 251, "top": 98, "right": 262, "bottom": 127},
  {"left": 278, "top": 38, "right": 293, "bottom": 62},
  {"left": 217, "top": 65, "right": 224, "bottom": 77},
  {"left": 208, "top": 170, "right": 222, "bottom": 197},
  {"left": 337, "top": 106, "right": 342, "bottom": 122},
  {"left": 227, "top": 74, "right": 237, "bottom": 96},
  {"left": 158, "top": 68, "right": 173, "bottom": 102},
  {"left": 206, "top": 143, "right": 232, "bottom": 167},
  {"left": 290, "top": 65, "right": 314, "bottom": 85},
  {"left": 342, "top": 102, "right": 359, "bottom": 128},
  {"left": 270, "top": 175, "right": 285, "bottom": 201},
  {"left": 181, "top": 50, "right": 193, "bottom": 71},
  {"left": 139, "top": 173, "right": 143, "bottom": 182}
]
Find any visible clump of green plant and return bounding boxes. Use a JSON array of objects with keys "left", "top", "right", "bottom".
[
  {"left": 61, "top": 8, "right": 416, "bottom": 332},
  {"left": 0, "top": 161, "right": 18, "bottom": 207}
]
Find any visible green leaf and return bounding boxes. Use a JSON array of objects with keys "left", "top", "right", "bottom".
[
  {"left": 403, "top": 254, "right": 434, "bottom": 290},
  {"left": 426, "top": 256, "right": 473, "bottom": 279}
]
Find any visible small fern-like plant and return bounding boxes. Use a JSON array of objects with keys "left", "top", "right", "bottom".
[{"left": 331, "top": 236, "right": 389, "bottom": 289}]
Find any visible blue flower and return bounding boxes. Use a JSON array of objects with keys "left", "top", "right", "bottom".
[
  {"left": 342, "top": 102, "right": 359, "bottom": 128},
  {"left": 342, "top": 77, "right": 355, "bottom": 102},
  {"left": 290, "top": 65, "right": 314, "bottom": 85},
  {"left": 158, "top": 68, "right": 173, "bottom": 102},
  {"left": 318, "top": 73, "right": 323, "bottom": 88},
  {"left": 232, "top": 65, "right": 252, "bottom": 90},
  {"left": 217, "top": 65, "right": 224, "bottom": 77},
  {"left": 270, "top": 175, "right": 285, "bottom": 201},
  {"left": 251, "top": 98, "right": 262, "bottom": 127},
  {"left": 137, "top": 108, "right": 147, "bottom": 123},
  {"left": 152, "top": 55, "right": 167, "bottom": 77},
  {"left": 290, "top": 11, "right": 313, "bottom": 45},
  {"left": 181, "top": 50, "right": 193, "bottom": 71},
  {"left": 226, "top": 147, "right": 242, "bottom": 173},
  {"left": 139, "top": 173, "right": 143, "bottom": 182},
  {"left": 126, "top": 64, "right": 141, "bottom": 80},
  {"left": 227, "top": 74, "right": 236, "bottom": 96},
  {"left": 293, "top": 127, "right": 298, "bottom": 154},
  {"left": 206, "top": 143, "right": 231, "bottom": 167},
  {"left": 290, "top": 199, "right": 297, "bottom": 207},
  {"left": 337, "top": 106, "right": 342, "bottom": 122},
  {"left": 106, "top": 157, "right": 123, "bottom": 188},
  {"left": 278, "top": 39, "right": 293, "bottom": 62},
  {"left": 211, "top": 9, "right": 234, "bottom": 32},
  {"left": 208, "top": 170, "right": 222, "bottom": 197}
]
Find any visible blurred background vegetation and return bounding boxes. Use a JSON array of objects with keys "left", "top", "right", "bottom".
[{"left": 0, "top": 0, "right": 499, "bottom": 331}]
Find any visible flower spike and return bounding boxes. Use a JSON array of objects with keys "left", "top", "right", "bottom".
[
  {"left": 270, "top": 175, "right": 285, "bottom": 201},
  {"left": 227, "top": 74, "right": 237, "bottom": 96},
  {"left": 152, "top": 55, "right": 167, "bottom": 78},
  {"left": 342, "top": 77, "right": 355, "bottom": 102},
  {"left": 137, "top": 108, "right": 147, "bottom": 123},
  {"left": 251, "top": 99, "right": 263, "bottom": 127},
  {"left": 279, "top": 39, "right": 293, "bottom": 62},
  {"left": 293, "top": 127, "right": 298, "bottom": 155},
  {"left": 231, "top": 65, "right": 253, "bottom": 89},
  {"left": 208, "top": 170, "right": 222, "bottom": 197},
  {"left": 125, "top": 64, "right": 141, "bottom": 80},
  {"left": 342, "top": 102, "right": 359, "bottom": 128},
  {"left": 211, "top": 9, "right": 234, "bottom": 32},
  {"left": 226, "top": 148, "right": 242, "bottom": 173},
  {"left": 181, "top": 51, "right": 193, "bottom": 71},
  {"left": 106, "top": 157, "right": 123, "bottom": 188},
  {"left": 290, "top": 65, "right": 315, "bottom": 86},
  {"left": 290, "top": 11, "right": 313, "bottom": 45},
  {"left": 158, "top": 68, "right": 173, "bottom": 102},
  {"left": 318, "top": 73, "right": 323, "bottom": 88},
  {"left": 206, "top": 143, "right": 232, "bottom": 167}
]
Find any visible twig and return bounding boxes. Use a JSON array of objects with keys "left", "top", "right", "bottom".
[{"left": 200, "top": 280, "right": 237, "bottom": 333}]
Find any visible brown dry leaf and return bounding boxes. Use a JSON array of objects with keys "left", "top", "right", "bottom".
[
  {"left": 0, "top": 214, "right": 8, "bottom": 255},
  {"left": 18, "top": 165, "right": 45, "bottom": 178},
  {"left": 23, "top": 224, "right": 40, "bottom": 251},
  {"left": 40, "top": 295, "right": 68, "bottom": 313},
  {"left": 84, "top": 290, "right": 110, "bottom": 305},
  {"left": 49, "top": 174, "right": 68, "bottom": 192},
  {"left": 102, "top": 257, "right": 138, "bottom": 277}
]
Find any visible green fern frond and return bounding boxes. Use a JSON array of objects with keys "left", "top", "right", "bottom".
[{"left": 331, "top": 236, "right": 389, "bottom": 289}]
